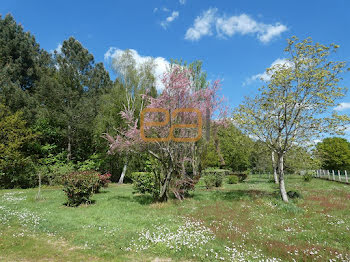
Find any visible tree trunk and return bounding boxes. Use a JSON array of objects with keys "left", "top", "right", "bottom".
[
  {"left": 118, "top": 161, "right": 128, "bottom": 184},
  {"left": 277, "top": 153, "right": 288, "bottom": 202},
  {"left": 67, "top": 124, "right": 72, "bottom": 161},
  {"left": 35, "top": 172, "right": 42, "bottom": 201},
  {"left": 271, "top": 151, "right": 279, "bottom": 184},
  {"left": 159, "top": 169, "right": 172, "bottom": 202}
]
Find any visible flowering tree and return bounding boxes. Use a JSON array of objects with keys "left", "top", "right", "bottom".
[
  {"left": 234, "top": 37, "right": 349, "bottom": 202},
  {"left": 105, "top": 65, "right": 225, "bottom": 201}
]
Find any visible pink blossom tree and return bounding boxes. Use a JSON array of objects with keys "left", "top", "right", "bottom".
[{"left": 105, "top": 65, "right": 225, "bottom": 201}]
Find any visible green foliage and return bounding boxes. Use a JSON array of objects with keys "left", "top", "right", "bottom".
[
  {"left": 0, "top": 103, "right": 36, "bottom": 188},
  {"left": 303, "top": 171, "right": 313, "bottom": 182},
  {"left": 202, "top": 168, "right": 228, "bottom": 188},
  {"left": 203, "top": 175, "right": 217, "bottom": 189},
  {"left": 201, "top": 139, "right": 221, "bottom": 168},
  {"left": 62, "top": 171, "right": 100, "bottom": 207},
  {"left": 226, "top": 175, "right": 239, "bottom": 184},
  {"left": 131, "top": 172, "right": 159, "bottom": 198},
  {"left": 218, "top": 124, "right": 254, "bottom": 172},
  {"left": 233, "top": 172, "right": 249, "bottom": 183},
  {"left": 316, "top": 137, "right": 350, "bottom": 171}
]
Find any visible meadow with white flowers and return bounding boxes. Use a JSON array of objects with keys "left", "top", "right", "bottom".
[{"left": 1, "top": 174, "right": 350, "bottom": 261}]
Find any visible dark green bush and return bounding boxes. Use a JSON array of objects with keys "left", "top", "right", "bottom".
[
  {"left": 287, "top": 190, "right": 302, "bottom": 199},
  {"left": 131, "top": 172, "right": 159, "bottom": 198},
  {"left": 62, "top": 171, "right": 100, "bottom": 207},
  {"left": 226, "top": 175, "right": 239, "bottom": 184}
]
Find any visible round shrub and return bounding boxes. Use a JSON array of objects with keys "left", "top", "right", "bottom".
[
  {"left": 131, "top": 172, "right": 159, "bottom": 198},
  {"left": 202, "top": 168, "right": 226, "bottom": 188},
  {"left": 226, "top": 175, "right": 238, "bottom": 184},
  {"left": 62, "top": 171, "right": 100, "bottom": 207},
  {"left": 203, "top": 175, "right": 217, "bottom": 189}
]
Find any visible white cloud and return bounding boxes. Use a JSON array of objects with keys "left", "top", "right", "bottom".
[
  {"left": 334, "top": 102, "right": 350, "bottom": 111},
  {"left": 161, "top": 11, "right": 179, "bottom": 29},
  {"left": 179, "top": 0, "right": 186, "bottom": 5},
  {"left": 185, "top": 9, "right": 287, "bottom": 43},
  {"left": 153, "top": 7, "right": 158, "bottom": 13},
  {"left": 244, "top": 58, "right": 292, "bottom": 85},
  {"left": 50, "top": 43, "right": 62, "bottom": 54},
  {"left": 185, "top": 8, "right": 217, "bottom": 41},
  {"left": 104, "top": 48, "right": 170, "bottom": 91}
]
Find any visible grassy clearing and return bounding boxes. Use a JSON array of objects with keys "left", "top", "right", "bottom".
[{"left": 1, "top": 175, "right": 350, "bottom": 261}]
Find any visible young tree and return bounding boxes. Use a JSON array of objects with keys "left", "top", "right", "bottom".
[
  {"left": 103, "top": 50, "right": 157, "bottom": 183},
  {"left": 105, "top": 65, "right": 224, "bottom": 201},
  {"left": 234, "top": 37, "right": 349, "bottom": 202}
]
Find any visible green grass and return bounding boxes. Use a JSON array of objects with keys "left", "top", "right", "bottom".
[{"left": 1, "top": 175, "right": 350, "bottom": 261}]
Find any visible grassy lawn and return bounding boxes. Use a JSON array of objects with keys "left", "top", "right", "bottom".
[{"left": 1, "top": 175, "right": 350, "bottom": 261}]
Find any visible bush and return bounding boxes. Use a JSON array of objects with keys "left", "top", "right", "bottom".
[
  {"left": 203, "top": 175, "right": 217, "bottom": 189},
  {"left": 94, "top": 172, "right": 112, "bottom": 193},
  {"left": 303, "top": 171, "right": 313, "bottom": 182},
  {"left": 287, "top": 190, "right": 302, "bottom": 199},
  {"left": 62, "top": 171, "right": 100, "bottom": 207},
  {"left": 131, "top": 172, "right": 159, "bottom": 198},
  {"left": 232, "top": 172, "right": 248, "bottom": 183},
  {"left": 202, "top": 168, "right": 227, "bottom": 188},
  {"left": 226, "top": 175, "right": 238, "bottom": 184}
]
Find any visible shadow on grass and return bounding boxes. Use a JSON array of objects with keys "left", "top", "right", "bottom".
[
  {"left": 214, "top": 189, "right": 278, "bottom": 201},
  {"left": 108, "top": 194, "right": 154, "bottom": 205},
  {"left": 193, "top": 188, "right": 279, "bottom": 201}
]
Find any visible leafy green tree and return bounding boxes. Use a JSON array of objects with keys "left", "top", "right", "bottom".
[
  {"left": 0, "top": 103, "right": 36, "bottom": 188},
  {"left": 316, "top": 137, "right": 350, "bottom": 171},
  {"left": 218, "top": 123, "right": 253, "bottom": 171},
  {"left": 234, "top": 37, "right": 349, "bottom": 202}
]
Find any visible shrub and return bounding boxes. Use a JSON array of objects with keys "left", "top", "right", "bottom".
[
  {"left": 303, "top": 171, "right": 313, "bottom": 182},
  {"left": 171, "top": 176, "right": 196, "bottom": 200},
  {"left": 232, "top": 172, "right": 248, "bottom": 183},
  {"left": 94, "top": 172, "right": 112, "bottom": 193},
  {"left": 202, "top": 168, "right": 226, "bottom": 188},
  {"left": 226, "top": 175, "right": 238, "bottom": 184},
  {"left": 62, "top": 171, "right": 100, "bottom": 207},
  {"left": 203, "top": 175, "right": 217, "bottom": 189},
  {"left": 287, "top": 190, "right": 302, "bottom": 199},
  {"left": 99, "top": 173, "right": 112, "bottom": 187},
  {"left": 131, "top": 172, "right": 159, "bottom": 198}
]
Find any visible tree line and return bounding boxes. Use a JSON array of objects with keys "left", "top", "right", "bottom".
[{"left": 1, "top": 14, "right": 349, "bottom": 200}]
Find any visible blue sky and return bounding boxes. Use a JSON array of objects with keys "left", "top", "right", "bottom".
[{"left": 1, "top": 0, "right": 350, "bottom": 117}]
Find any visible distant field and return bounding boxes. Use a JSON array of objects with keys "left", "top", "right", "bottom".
[{"left": 1, "top": 175, "right": 350, "bottom": 261}]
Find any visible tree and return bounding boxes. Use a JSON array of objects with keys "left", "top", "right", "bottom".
[
  {"left": 103, "top": 49, "right": 157, "bottom": 183},
  {"left": 0, "top": 103, "right": 35, "bottom": 188},
  {"left": 234, "top": 37, "right": 349, "bottom": 202},
  {"left": 316, "top": 137, "right": 350, "bottom": 171},
  {"left": 52, "top": 37, "right": 112, "bottom": 162},
  {"left": 105, "top": 65, "right": 224, "bottom": 201},
  {"left": 0, "top": 14, "right": 51, "bottom": 121},
  {"left": 217, "top": 123, "right": 253, "bottom": 171}
]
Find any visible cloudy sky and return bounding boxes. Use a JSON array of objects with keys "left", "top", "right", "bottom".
[{"left": 1, "top": 0, "right": 349, "bottom": 132}]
